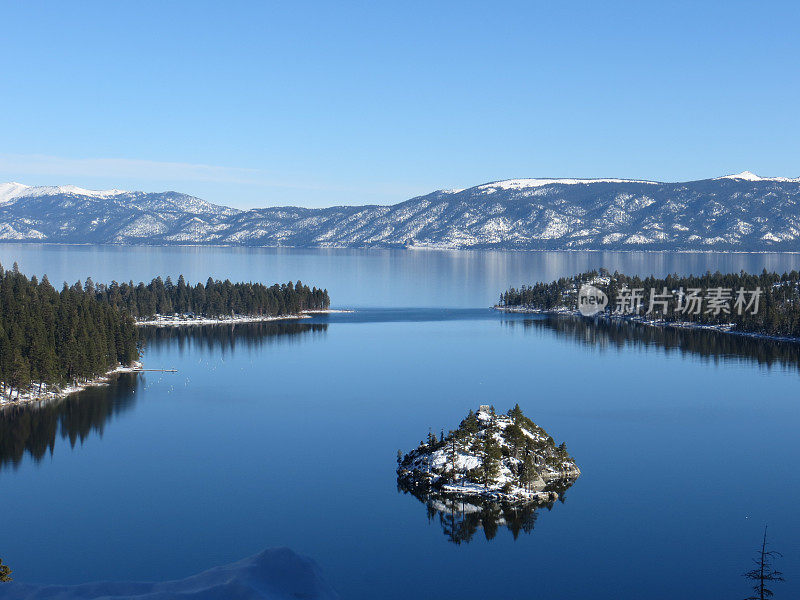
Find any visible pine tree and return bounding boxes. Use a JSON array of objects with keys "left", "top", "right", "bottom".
[
  {"left": 426, "top": 428, "right": 437, "bottom": 447},
  {"left": 460, "top": 409, "right": 479, "bottom": 434},
  {"left": 505, "top": 422, "right": 525, "bottom": 459},
  {"left": 508, "top": 403, "right": 524, "bottom": 422},
  {"left": 519, "top": 453, "right": 538, "bottom": 491},
  {"left": 480, "top": 432, "right": 502, "bottom": 488},
  {"left": 448, "top": 432, "right": 458, "bottom": 479},
  {"left": 744, "top": 526, "right": 784, "bottom": 600},
  {"left": 9, "top": 352, "right": 30, "bottom": 397}
]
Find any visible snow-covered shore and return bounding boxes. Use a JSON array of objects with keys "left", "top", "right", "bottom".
[
  {"left": 2, "top": 310, "right": 352, "bottom": 409},
  {"left": 136, "top": 309, "right": 351, "bottom": 327},
  {"left": 1, "top": 361, "right": 143, "bottom": 409},
  {"left": 136, "top": 313, "right": 310, "bottom": 326},
  {"left": 495, "top": 305, "right": 800, "bottom": 344}
]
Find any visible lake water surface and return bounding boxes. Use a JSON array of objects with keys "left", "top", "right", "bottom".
[{"left": 1, "top": 245, "right": 799, "bottom": 599}]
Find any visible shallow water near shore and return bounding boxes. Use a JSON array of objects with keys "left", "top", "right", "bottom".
[{"left": 1, "top": 245, "right": 799, "bottom": 599}]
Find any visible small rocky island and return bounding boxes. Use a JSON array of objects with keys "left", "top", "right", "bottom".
[{"left": 397, "top": 405, "right": 580, "bottom": 504}]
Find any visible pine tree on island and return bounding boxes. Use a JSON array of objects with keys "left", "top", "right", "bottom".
[{"left": 397, "top": 404, "right": 580, "bottom": 503}]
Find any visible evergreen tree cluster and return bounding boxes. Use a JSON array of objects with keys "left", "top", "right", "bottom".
[
  {"left": 93, "top": 275, "right": 330, "bottom": 319},
  {"left": 397, "top": 405, "right": 578, "bottom": 498},
  {"left": 0, "top": 263, "right": 331, "bottom": 400},
  {"left": 0, "top": 263, "right": 138, "bottom": 399},
  {"left": 500, "top": 269, "right": 800, "bottom": 337}
]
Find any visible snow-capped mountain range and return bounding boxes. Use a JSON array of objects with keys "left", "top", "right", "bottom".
[{"left": 2, "top": 172, "right": 800, "bottom": 250}]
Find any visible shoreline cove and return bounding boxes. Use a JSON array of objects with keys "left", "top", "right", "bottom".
[{"left": 1, "top": 310, "right": 350, "bottom": 409}]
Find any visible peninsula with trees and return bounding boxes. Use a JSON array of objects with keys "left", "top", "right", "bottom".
[
  {"left": 498, "top": 269, "right": 800, "bottom": 340},
  {"left": 97, "top": 275, "right": 330, "bottom": 325},
  {"left": 0, "top": 262, "right": 331, "bottom": 406}
]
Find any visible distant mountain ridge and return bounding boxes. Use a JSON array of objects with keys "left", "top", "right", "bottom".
[{"left": 2, "top": 172, "right": 800, "bottom": 250}]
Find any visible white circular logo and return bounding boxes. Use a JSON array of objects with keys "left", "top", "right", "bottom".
[{"left": 577, "top": 284, "right": 608, "bottom": 316}]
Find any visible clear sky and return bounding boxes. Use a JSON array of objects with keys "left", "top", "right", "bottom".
[{"left": 1, "top": 1, "right": 798, "bottom": 208}]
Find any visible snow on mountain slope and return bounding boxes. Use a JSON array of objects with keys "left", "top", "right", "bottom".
[
  {"left": 0, "top": 182, "right": 31, "bottom": 204},
  {"left": 478, "top": 177, "right": 659, "bottom": 190},
  {"left": 21, "top": 184, "right": 128, "bottom": 198},
  {"left": 0, "top": 182, "right": 128, "bottom": 204},
  {"left": 2, "top": 174, "right": 800, "bottom": 250},
  {"left": 715, "top": 171, "right": 800, "bottom": 182},
  {"left": 3, "top": 547, "right": 340, "bottom": 600}
]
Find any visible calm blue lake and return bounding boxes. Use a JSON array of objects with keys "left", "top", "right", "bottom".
[{"left": 1, "top": 244, "right": 799, "bottom": 599}]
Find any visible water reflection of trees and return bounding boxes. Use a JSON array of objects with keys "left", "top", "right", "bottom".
[
  {"left": 0, "top": 373, "right": 139, "bottom": 470},
  {"left": 139, "top": 321, "right": 328, "bottom": 356},
  {"left": 506, "top": 315, "right": 800, "bottom": 372},
  {"left": 398, "top": 479, "right": 572, "bottom": 544},
  {"left": 1, "top": 322, "right": 327, "bottom": 470}
]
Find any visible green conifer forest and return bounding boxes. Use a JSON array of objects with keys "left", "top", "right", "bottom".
[
  {"left": 0, "top": 262, "right": 330, "bottom": 400},
  {"left": 0, "top": 263, "right": 138, "bottom": 398},
  {"left": 500, "top": 269, "right": 800, "bottom": 337}
]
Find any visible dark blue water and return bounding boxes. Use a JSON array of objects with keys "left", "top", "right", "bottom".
[{"left": 1, "top": 245, "right": 799, "bottom": 599}]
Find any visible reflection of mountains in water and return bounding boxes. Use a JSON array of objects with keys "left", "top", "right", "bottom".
[
  {"left": 139, "top": 321, "right": 328, "bottom": 355},
  {"left": 508, "top": 315, "right": 800, "bottom": 372},
  {"left": 1, "top": 322, "right": 327, "bottom": 470},
  {"left": 398, "top": 479, "right": 573, "bottom": 545}
]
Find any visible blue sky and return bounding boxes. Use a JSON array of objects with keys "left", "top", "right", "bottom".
[{"left": 1, "top": 1, "right": 798, "bottom": 208}]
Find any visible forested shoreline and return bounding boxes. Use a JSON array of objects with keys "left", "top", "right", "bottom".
[
  {"left": 94, "top": 275, "right": 329, "bottom": 320},
  {"left": 0, "top": 263, "right": 331, "bottom": 405},
  {"left": 0, "top": 263, "right": 139, "bottom": 401},
  {"left": 499, "top": 269, "right": 800, "bottom": 338}
]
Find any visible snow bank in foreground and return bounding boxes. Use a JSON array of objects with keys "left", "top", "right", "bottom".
[{"left": 3, "top": 547, "right": 339, "bottom": 600}]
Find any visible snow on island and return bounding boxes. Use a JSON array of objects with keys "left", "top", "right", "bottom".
[{"left": 397, "top": 405, "right": 580, "bottom": 504}]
